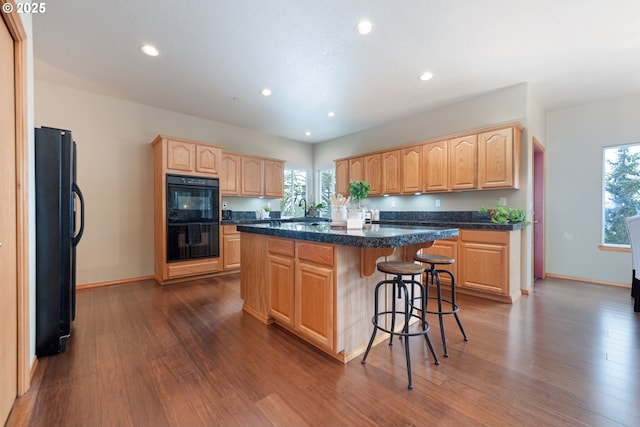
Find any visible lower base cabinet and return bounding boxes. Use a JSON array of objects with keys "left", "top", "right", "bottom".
[
  {"left": 421, "top": 229, "right": 521, "bottom": 303},
  {"left": 268, "top": 238, "right": 336, "bottom": 351},
  {"left": 222, "top": 225, "right": 241, "bottom": 270}
]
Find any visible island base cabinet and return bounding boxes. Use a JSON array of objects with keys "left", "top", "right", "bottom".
[{"left": 295, "top": 261, "right": 334, "bottom": 350}]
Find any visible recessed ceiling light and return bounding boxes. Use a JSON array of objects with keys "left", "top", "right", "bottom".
[
  {"left": 304, "top": 131, "right": 312, "bottom": 136},
  {"left": 355, "top": 20, "right": 374, "bottom": 35},
  {"left": 261, "top": 88, "right": 272, "bottom": 96},
  {"left": 327, "top": 111, "right": 335, "bottom": 118},
  {"left": 140, "top": 44, "right": 159, "bottom": 57},
  {"left": 419, "top": 71, "right": 434, "bottom": 81}
]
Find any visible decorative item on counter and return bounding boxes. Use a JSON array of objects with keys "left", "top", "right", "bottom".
[
  {"left": 330, "top": 193, "right": 350, "bottom": 227},
  {"left": 347, "top": 180, "right": 371, "bottom": 227},
  {"left": 256, "top": 205, "right": 271, "bottom": 220},
  {"left": 478, "top": 200, "right": 531, "bottom": 225},
  {"left": 373, "top": 208, "right": 380, "bottom": 221},
  {"left": 307, "top": 202, "right": 325, "bottom": 218}
]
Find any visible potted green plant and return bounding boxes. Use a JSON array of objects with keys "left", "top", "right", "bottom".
[
  {"left": 348, "top": 181, "right": 371, "bottom": 206},
  {"left": 479, "top": 200, "right": 530, "bottom": 225}
]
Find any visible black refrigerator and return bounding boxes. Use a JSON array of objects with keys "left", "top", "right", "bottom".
[{"left": 35, "top": 126, "right": 85, "bottom": 357}]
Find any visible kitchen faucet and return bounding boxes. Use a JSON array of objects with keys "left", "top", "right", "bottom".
[{"left": 298, "top": 198, "right": 307, "bottom": 217}]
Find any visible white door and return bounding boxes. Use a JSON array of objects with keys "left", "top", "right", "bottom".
[{"left": 0, "top": 12, "right": 18, "bottom": 424}]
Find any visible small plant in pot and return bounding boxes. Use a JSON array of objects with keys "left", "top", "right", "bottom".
[
  {"left": 479, "top": 200, "right": 530, "bottom": 225},
  {"left": 348, "top": 180, "right": 371, "bottom": 207},
  {"left": 307, "top": 202, "right": 324, "bottom": 218}
]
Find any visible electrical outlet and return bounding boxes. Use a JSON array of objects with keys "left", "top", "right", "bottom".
[
  {"left": 499, "top": 197, "right": 507, "bottom": 206},
  {"left": 435, "top": 199, "right": 441, "bottom": 207},
  {"left": 390, "top": 199, "right": 396, "bottom": 208}
]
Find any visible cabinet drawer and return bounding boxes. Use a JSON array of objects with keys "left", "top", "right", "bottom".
[
  {"left": 460, "top": 229, "right": 508, "bottom": 244},
  {"left": 296, "top": 242, "right": 334, "bottom": 267},
  {"left": 167, "top": 259, "right": 219, "bottom": 278},
  {"left": 223, "top": 225, "right": 238, "bottom": 235},
  {"left": 268, "top": 238, "right": 295, "bottom": 257}
]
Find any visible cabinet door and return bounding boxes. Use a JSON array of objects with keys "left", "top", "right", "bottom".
[
  {"left": 195, "top": 145, "right": 221, "bottom": 175},
  {"left": 335, "top": 159, "right": 349, "bottom": 196},
  {"left": 222, "top": 226, "right": 241, "bottom": 270},
  {"left": 423, "top": 140, "right": 448, "bottom": 192},
  {"left": 363, "top": 154, "right": 382, "bottom": 196},
  {"left": 349, "top": 157, "right": 364, "bottom": 183},
  {"left": 241, "top": 156, "right": 264, "bottom": 196},
  {"left": 220, "top": 152, "right": 241, "bottom": 195},
  {"left": 402, "top": 146, "right": 422, "bottom": 193},
  {"left": 449, "top": 135, "right": 477, "bottom": 190},
  {"left": 264, "top": 160, "right": 284, "bottom": 198},
  {"left": 478, "top": 127, "right": 519, "bottom": 189},
  {"left": 295, "top": 261, "right": 334, "bottom": 350},
  {"left": 382, "top": 150, "right": 401, "bottom": 194},
  {"left": 269, "top": 255, "right": 295, "bottom": 326},
  {"left": 167, "top": 140, "right": 195, "bottom": 172},
  {"left": 458, "top": 230, "right": 508, "bottom": 295}
]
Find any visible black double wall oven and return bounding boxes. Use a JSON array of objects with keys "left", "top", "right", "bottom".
[{"left": 166, "top": 174, "right": 220, "bottom": 262}]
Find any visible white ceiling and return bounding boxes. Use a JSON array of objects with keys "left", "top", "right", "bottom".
[{"left": 32, "top": 0, "right": 640, "bottom": 143}]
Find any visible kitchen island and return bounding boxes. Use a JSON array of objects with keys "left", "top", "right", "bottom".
[{"left": 238, "top": 222, "right": 458, "bottom": 362}]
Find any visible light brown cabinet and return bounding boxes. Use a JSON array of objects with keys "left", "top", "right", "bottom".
[
  {"left": 233, "top": 155, "right": 285, "bottom": 198},
  {"left": 335, "top": 159, "right": 349, "bottom": 196},
  {"left": 401, "top": 146, "right": 422, "bottom": 193},
  {"left": 220, "top": 152, "right": 241, "bottom": 195},
  {"left": 363, "top": 154, "right": 382, "bottom": 195},
  {"left": 268, "top": 238, "right": 336, "bottom": 351},
  {"left": 241, "top": 156, "right": 264, "bottom": 196},
  {"left": 269, "top": 238, "right": 295, "bottom": 326},
  {"left": 165, "top": 137, "right": 221, "bottom": 177},
  {"left": 449, "top": 134, "right": 477, "bottom": 190},
  {"left": 420, "top": 229, "right": 521, "bottom": 303},
  {"left": 423, "top": 140, "right": 449, "bottom": 192},
  {"left": 334, "top": 122, "right": 523, "bottom": 195},
  {"left": 478, "top": 127, "right": 520, "bottom": 189},
  {"left": 382, "top": 150, "right": 401, "bottom": 194},
  {"left": 264, "top": 159, "right": 284, "bottom": 198},
  {"left": 222, "top": 225, "right": 241, "bottom": 270},
  {"left": 349, "top": 157, "right": 364, "bottom": 182},
  {"left": 457, "top": 229, "right": 521, "bottom": 302}
]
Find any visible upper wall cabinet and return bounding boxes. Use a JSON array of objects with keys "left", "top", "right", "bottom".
[
  {"left": 334, "top": 122, "right": 523, "bottom": 196},
  {"left": 223, "top": 152, "right": 285, "bottom": 198},
  {"left": 155, "top": 135, "right": 222, "bottom": 177},
  {"left": 349, "top": 157, "right": 364, "bottom": 182},
  {"left": 423, "top": 140, "right": 448, "bottom": 192},
  {"left": 478, "top": 126, "right": 521, "bottom": 189},
  {"left": 335, "top": 159, "right": 349, "bottom": 196},
  {"left": 220, "top": 152, "right": 241, "bottom": 195},
  {"left": 401, "top": 146, "right": 422, "bottom": 193},
  {"left": 264, "top": 159, "right": 285, "bottom": 198},
  {"left": 449, "top": 134, "right": 478, "bottom": 190},
  {"left": 364, "top": 154, "right": 382, "bottom": 195}
]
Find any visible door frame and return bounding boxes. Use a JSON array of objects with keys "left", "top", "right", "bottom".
[
  {"left": 532, "top": 137, "right": 545, "bottom": 281},
  {"left": 2, "top": 0, "right": 30, "bottom": 395}
]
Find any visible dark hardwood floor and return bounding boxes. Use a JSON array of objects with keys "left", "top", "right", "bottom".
[{"left": 7, "top": 274, "right": 640, "bottom": 427}]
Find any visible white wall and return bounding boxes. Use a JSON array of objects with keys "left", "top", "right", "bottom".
[
  {"left": 546, "top": 94, "right": 640, "bottom": 285},
  {"left": 34, "top": 80, "right": 313, "bottom": 285}
]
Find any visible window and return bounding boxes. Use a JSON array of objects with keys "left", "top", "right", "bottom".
[
  {"left": 317, "top": 169, "right": 335, "bottom": 216},
  {"left": 603, "top": 143, "right": 640, "bottom": 245},
  {"left": 281, "top": 169, "right": 308, "bottom": 217}
]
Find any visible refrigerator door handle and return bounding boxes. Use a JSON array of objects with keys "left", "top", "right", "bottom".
[{"left": 72, "top": 183, "right": 85, "bottom": 246}]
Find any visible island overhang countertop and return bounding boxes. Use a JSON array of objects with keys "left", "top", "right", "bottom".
[{"left": 236, "top": 222, "right": 459, "bottom": 248}]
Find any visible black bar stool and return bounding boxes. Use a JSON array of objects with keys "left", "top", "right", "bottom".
[
  {"left": 361, "top": 261, "right": 439, "bottom": 389},
  {"left": 414, "top": 253, "right": 468, "bottom": 357}
]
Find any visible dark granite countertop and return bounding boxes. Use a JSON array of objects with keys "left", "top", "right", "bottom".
[
  {"left": 236, "top": 222, "right": 459, "bottom": 248},
  {"left": 223, "top": 211, "right": 526, "bottom": 230}
]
